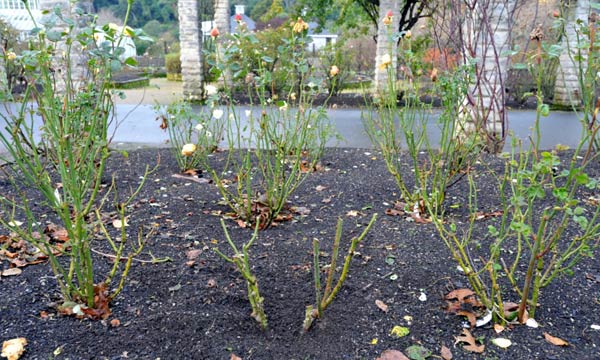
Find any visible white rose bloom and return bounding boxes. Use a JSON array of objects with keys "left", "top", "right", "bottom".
[
  {"left": 213, "top": 109, "right": 224, "bottom": 119},
  {"left": 205, "top": 84, "right": 218, "bottom": 96}
]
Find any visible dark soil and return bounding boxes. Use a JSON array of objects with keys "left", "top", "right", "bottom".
[{"left": 1, "top": 147, "right": 600, "bottom": 360}]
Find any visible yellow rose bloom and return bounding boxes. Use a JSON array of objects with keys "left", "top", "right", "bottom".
[
  {"left": 181, "top": 144, "right": 197, "bottom": 156},
  {"left": 292, "top": 18, "right": 309, "bottom": 33}
]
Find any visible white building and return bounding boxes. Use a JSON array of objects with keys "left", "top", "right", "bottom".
[
  {"left": 0, "top": 0, "right": 41, "bottom": 39},
  {"left": 307, "top": 22, "right": 338, "bottom": 52}
]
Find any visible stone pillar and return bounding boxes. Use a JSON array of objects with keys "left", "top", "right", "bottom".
[
  {"left": 374, "top": 1, "right": 401, "bottom": 94},
  {"left": 213, "top": 0, "right": 230, "bottom": 87},
  {"left": 0, "top": 32, "right": 7, "bottom": 98},
  {"left": 459, "top": 0, "right": 514, "bottom": 153},
  {"left": 553, "top": 0, "right": 592, "bottom": 107},
  {"left": 178, "top": 0, "right": 204, "bottom": 100}
]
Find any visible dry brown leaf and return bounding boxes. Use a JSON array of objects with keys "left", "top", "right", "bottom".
[
  {"left": 440, "top": 345, "right": 453, "bottom": 360},
  {"left": 182, "top": 169, "right": 200, "bottom": 177},
  {"left": 376, "top": 349, "right": 410, "bottom": 360},
  {"left": 1, "top": 338, "right": 27, "bottom": 360},
  {"left": 375, "top": 299, "right": 389, "bottom": 312},
  {"left": 445, "top": 288, "right": 484, "bottom": 313},
  {"left": 457, "top": 310, "right": 477, "bottom": 328},
  {"left": 454, "top": 329, "right": 485, "bottom": 353},
  {"left": 172, "top": 173, "right": 211, "bottom": 184},
  {"left": 544, "top": 332, "right": 569, "bottom": 347},
  {"left": 494, "top": 324, "right": 505, "bottom": 334},
  {"left": 110, "top": 318, "right": 121, "bottom": 327},
  {"left": 346, "top": 210, "right": 359, "bottom": 217},
  {"left": 315, "top": 185, "right": 326, "bottom": 192},
  {"left": 293, "top": 206, "right": 311, "bottom": 216},
  {"left": 186, "top": 249, "right": 202, "bottom": 261},
  {"left": 385, "top": 208, "right": 405, "bottom": 216},
  {"left": 230, "top": 354, "right": 242, "bottom": 360}
]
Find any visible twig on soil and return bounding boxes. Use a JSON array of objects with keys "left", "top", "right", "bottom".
[{"left": 91, "top": 248, "right": 171, "bottom": 263}]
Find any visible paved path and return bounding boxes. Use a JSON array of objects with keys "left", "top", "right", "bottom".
[
  {"left": 0, "top": 78, "right": 590, "bottom": 152},
  {"left": 111, "top": 103, "right": 585, "bottom": 152}
]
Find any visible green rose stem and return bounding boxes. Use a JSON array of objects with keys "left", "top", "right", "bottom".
[
  {"left": 213, "top": 218, "right": 267, "bottom": 329},
  {"left": 304, "top": 213, "right": 377, "bottom": 331}
]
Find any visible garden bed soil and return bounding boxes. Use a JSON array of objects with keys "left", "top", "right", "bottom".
[{"left": 1, "top": 147, "right": 600, "bottom": 359}]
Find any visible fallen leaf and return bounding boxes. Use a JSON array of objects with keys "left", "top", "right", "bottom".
[
  {"left": 315, "top": 185, "right": 326, "bottom": 192},
  {"left": 110, "top": 318, "right": 121, "bottom": 327},
  {"left": 375, "top": 299, "right": 389, "bottom": 312},
  {"left": 230, "top": 354, "right": 242, "bottom": 360},
  {"left": 544, "top": 332, "right": 569, "bottom": 346},
  {"left": 457, "top": 310, "right": 477, "bottom": 328},
  {"left": 346, "top": 210, "right": 359, "bottom": 217},
  {"left": 525, "top": 318, "right": 539, "bottom": 328},
  {"left": 494, "top": 324, "right": 505, "bottom": 333},
  {"left": 1, "top": 268, "right": 22, "bottom": 276},
  {"left": 182, "top": 169, "right": 200, "bottom": 177},
  {"left": 293, "top": 206, "right": 311, "bottom": 216},
  {"left": 473, "top": 210, "right": 503, "bottom": 220},
  {"left": 376, "top": 349, "right": 409, "bottom": 360},
  {"left": 186, "top": 249, "right": 202, "bottom": 261},
  {"left": 445, "top": 288, "right": 484, "bottom": 313},
  {"left": 390, "top": 325, "right": 410, "bottom": 338},
  {"left": 1, "top": 338, "right": 27, "bottom": 360},
  {"left": 491, "top": 338, "right": 512, "bottom": 348},
  {"left": 440, "top": 345, "right": 453, "bottom": 360},
  {"left": 112, "top": 218, "right": 129, "bottom": 229},
  {"left": 405, "top": 345, "right": 432, "bottom": 360},
  {"left": 385, "top": 208, "right": 404, "bottom": 216},
  {"left": 172, "top": 173, "right": 211, "bottom": 184},
  {"left": 454, "top": 329, "right": 485, "bottom": 353}
]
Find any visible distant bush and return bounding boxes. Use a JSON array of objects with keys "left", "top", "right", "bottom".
[
  {"left": 318, "top": 41, "right": 355, "bottom": 96},
  {"left": 165, "top": 52, "right": 181, "bottom": 81}
]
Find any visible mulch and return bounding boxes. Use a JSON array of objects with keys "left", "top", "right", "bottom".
[{"left": 1, "top": 147, "right": 599, "bottom": 359}]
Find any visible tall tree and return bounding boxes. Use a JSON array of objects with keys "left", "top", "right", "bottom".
[
  {"left": 296, "top": 0, "right": 430, "bottom": 36},
  {"left": 178, "top": 0, "right": 204, "bottom": 100}
]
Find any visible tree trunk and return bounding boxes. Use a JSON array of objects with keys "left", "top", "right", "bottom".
[{"left": 178, "top": 0, "right": 204, "bottom": 100}]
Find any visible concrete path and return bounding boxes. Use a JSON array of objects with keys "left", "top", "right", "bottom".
[
  {"left": 110, "top": 103, "right": 586, "bottom": 152},
  {"left": 0, "top": 78, "right": 590, "bottom": 152}
]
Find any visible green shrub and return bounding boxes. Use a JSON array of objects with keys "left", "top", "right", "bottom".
[{"left": 165, "top": 52, "right": 181, "bottom": 78}]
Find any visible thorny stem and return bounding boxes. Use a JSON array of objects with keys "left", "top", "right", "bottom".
[
  {"left": 214, "top": 218, "right": 267, "bottom": 329},
  {"left": 304, "top": 214, "right": 377, "bottom": 331}
]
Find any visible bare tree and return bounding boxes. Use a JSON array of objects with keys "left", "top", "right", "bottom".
[{"left": 431, "top": 0, "right": 520, "bottom": 153}]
